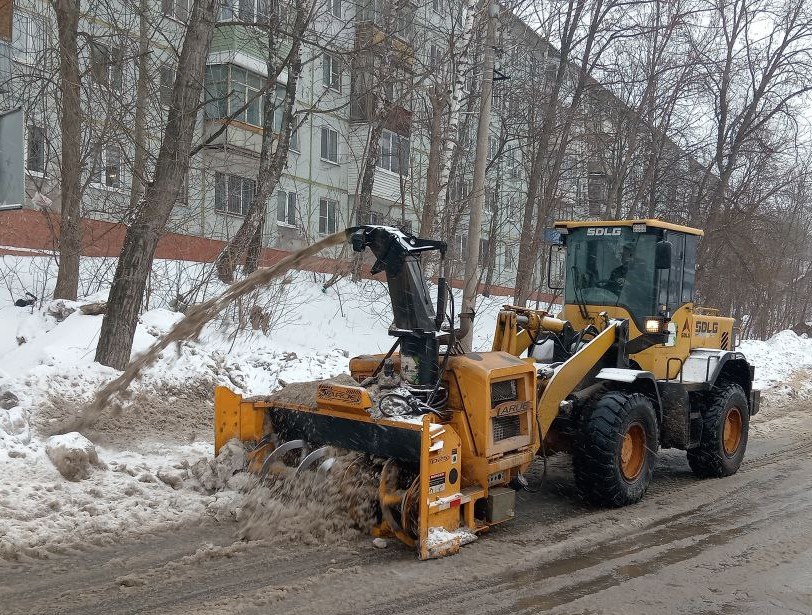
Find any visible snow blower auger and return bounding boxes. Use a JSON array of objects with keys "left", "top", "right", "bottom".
[{"left": 215, "top": 221, "right": 760, "bottom": 559}]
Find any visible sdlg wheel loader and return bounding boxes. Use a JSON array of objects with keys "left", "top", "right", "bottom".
[{"left": 214, "top": 220, "right": 759, "bottom": 559}]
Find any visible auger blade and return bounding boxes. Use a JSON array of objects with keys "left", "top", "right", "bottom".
[
  {"left": 295, "top": 446, "right": 331, "bottom": 475},
  {"left": 317, "top": 457, "right": 337, "bottom": 476},
  {"left": 260, "top": 439, "right": 307, "bottom": 477}
]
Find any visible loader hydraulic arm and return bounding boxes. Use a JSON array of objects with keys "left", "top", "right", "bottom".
[
  {"left": 491, "top": 305, "right": 573, "bottom": 357},
  {"left": 535, "top": 321, "right": 618, "bottom": 435}
]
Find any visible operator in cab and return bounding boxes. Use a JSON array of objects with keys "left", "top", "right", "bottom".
[{"left": 606, "top": 244, "right": 633, "bottom": 294}]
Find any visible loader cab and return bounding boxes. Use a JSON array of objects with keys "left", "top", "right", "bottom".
[{"left": 556, "top": 220, "right": 702, "bottom": 330}]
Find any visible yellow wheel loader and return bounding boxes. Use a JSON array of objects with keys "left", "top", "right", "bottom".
[{"left": 214, "top": 220, "right": 759, "bottom": 559}]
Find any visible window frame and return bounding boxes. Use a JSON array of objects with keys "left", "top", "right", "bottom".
[
  {"left": 214, "top": 171, "right": 256, "bottom": 216},
  {"left": 377, "top": 130, "right": 410, "bottom": 176},
  {"left": 322, "top": 53, "right": 341, "bottom": 92},
  {"left": 276, "top": 190, "right": 298, "bottom": 227},
  {"left": 90, "top": 41, "right": 124, "bottom": 92},
  {"left": 90, "top": 143, "right": 123, "bottom": 190},
  {"left": 11, "top": 11, "right": 45, "bottom": 65},
  {"left": 25, "top": 124, "right": 46, "bottom": 176},
  {"left": 162, "top": 0, "right": 191, "bottom": 22},
  {"left": 320, "top": 126, "right": 339, "bottom": 164},
  {"left": 318, "top": 197, "right": 338, "bottom": 234},
  {"left": 159, "top": 63, "right": 176, "bottom": 108}
]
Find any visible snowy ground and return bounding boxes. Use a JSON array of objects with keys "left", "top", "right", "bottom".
[
  {"left": 0, "top": 254, "right": 514, "bottom": 560},
  {"left": 1, "top": 253, "right": 811, "bottom": 562}
]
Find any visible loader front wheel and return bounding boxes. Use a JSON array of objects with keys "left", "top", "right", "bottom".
[
  {"left": 687, "top": 383, "right": 749, "bottom": 478},
  {"left": 573, "top": 392, "right": 658, "bottom": 507}
]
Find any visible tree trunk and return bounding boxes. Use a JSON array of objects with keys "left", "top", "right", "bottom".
[
  {"left": 129, "top": 0, "right": 150, "bottom": 213},
  {"left": 95, "top": 0, "right": 220, "bottom": 369},
  {"left": 351, "top": 121, "right": 385, "bottom": 280},
  {"left": 53, "top": 0, "right": 82, "bottom": 300},
  {"left": 243, "top": 213, "right": 265, "bottom": 275},
  {"left": 215, "top": 20, "right": 307, "bottom": 282},
  {"left": 419, "top": 89, "right": 446, "bottom": 237}
]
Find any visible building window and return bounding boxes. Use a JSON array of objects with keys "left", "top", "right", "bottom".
[
  {"left": 454, "top": 234, "right": 467, "bottom": 260},
  {"left": 289, "top": 126, "right": 300, "bottom": 151},
  {"left": 90, "top": 42, "right": 123, "bottom": 91},
  {"left": 26, "top": 125, "right": 45, "bottom": 174},
  {"left": 429, "top": 44, "right": 440, "bottom": 70},
  {"left": 478, "top": 238, "right": 490, "bottom": 266},
  {"left": 160, "top": 63, "right": 175, "bottom": 107},
  {"left": 328, "top": 0, "right": 341, "bottom": 18},
  {"left": 320, "top": 126, "right": 339, "bottom": 163},
  {"left": 11, "top": 11, "right": 45, "bottom": 65},
  {"left": 91, "top": 144, "right": 122, "bottom": 189},
  {"left": 319, "top": 197, "right": 338, "bottom": 234},
  {"left": 277, "top": 190, "right": 297, "bottom": 226},
  {"left": 377, "top": 130, "right": 409, "bottom": 175},
  {"left": 322, "top": 54, "right": 341, "bottom": 91},
  {"left": 204, "top": 65, "right": 228, "bottom": 118},
  {"left": 230, "top": 66, "right": 263, "bottom": 125},
  {"left": 368, "top": 211, "right": 381, "bottom": 225},
  {"left": 503, "top": 244, "right": 514, "bottom": 269},
  {"left": 214, "top": 172, "right": 255, "bottom": 216},
  {"left": 487, "top": 135, "right": 499, "bottom": 163},
  {"left": 219, "top": 0, "right": 234, "bottom": 20},
  {"left": 204, "top": 64, "right": 264, "bottom": 126},
  {"left": 162, "top": 0, "right": 191, "bottom": 21}
]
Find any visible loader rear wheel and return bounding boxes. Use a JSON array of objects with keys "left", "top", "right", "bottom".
[
  {"left": 573, "top": 392, "right": 658, "bottom": 507},
  {"left": 687, "top": 383, "right": 749, "bottom": 478}
]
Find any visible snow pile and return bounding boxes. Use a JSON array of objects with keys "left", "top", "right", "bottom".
[
  {"left": 0, "top": 254, "right": 513, "bottom": 560},
  {"left": 739, "top": 330, "right": 812, "bottom": 393},
  {"left": 45, "top": 432, "right": 106, "bottom": 481}
]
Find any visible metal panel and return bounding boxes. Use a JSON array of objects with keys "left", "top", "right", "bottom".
[{"left": 270, "top": 406, "right": 422, "bottom": 464}]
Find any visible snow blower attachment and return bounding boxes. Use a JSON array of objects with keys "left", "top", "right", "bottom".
[{"left": 215, "top": 221, "right": 759, "bottom": 559}]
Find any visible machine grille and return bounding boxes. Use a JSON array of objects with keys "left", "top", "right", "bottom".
[
  {"left": 492, "top": 415, "right": 521, "bottom": 441},
  {"left": 491, "top": 379, "right": 518, "bottom": 407}
]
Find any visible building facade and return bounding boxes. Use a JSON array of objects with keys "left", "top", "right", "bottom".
[{"left": 3, "top": 0, "right": 705, "bottom": 293}]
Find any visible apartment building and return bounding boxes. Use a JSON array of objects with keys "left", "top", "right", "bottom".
[{"left": 3, "top": 0, "right": 704, "bottom": 292}]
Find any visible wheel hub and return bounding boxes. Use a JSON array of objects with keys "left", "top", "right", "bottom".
[
  {"left": 620, "top": 423, "right": 646, "bottom": 481},
  {"left": 723, "top": 406, "right": 743, "bottom": 456}
]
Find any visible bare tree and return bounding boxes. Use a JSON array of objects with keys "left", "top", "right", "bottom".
[
  {"left": 213, "top": 0, "right": 314, "bottom": 282},
  {"left": 52, "top": 0, "right": 82, "bottom": 300},
  {"left": 95, "top": 0, "right": 221, "bottom": 369}
]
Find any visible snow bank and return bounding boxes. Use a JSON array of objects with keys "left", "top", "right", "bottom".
[
  {"left": 739, "top": 330, "right": 812, "bottom": 392},
  {"left": 45, "top": 432, "right": 105, "bottom": 481},
  {"left": 3, "top": 251, "right": 809, "bottom": 561},
  {"left": 0, "top": 254, "right": 514, "bottom": 560}
]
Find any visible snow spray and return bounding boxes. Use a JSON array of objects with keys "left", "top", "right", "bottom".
[{"left": 59, "top": 229, "right": 351, "bottom": 433}]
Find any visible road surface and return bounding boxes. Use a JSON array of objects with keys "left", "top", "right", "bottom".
[{"left": 2, "top": 394, "right": 811, "bottom": 615}]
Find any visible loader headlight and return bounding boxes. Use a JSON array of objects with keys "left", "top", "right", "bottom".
[{"left": 644, "top": 317, "right": 667, "bottom": 334}]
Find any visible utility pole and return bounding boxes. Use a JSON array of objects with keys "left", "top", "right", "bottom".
[{"left": 459, "top": 2, "right": 498, "bottom": 352}]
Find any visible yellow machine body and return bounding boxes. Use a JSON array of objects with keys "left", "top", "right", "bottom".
[{"left": 213, "top": 219, "right": 756, "bottom": 559}]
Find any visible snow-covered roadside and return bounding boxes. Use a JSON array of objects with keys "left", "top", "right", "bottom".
[
  {"left": 0, "top": 256, "right": 512, "bottom": 561},
  {"left": 2, "top": 253, "right": 812, "bottom": 562},
  {"left": 739, "top": 331, "right": 812, "bottom": 397}
]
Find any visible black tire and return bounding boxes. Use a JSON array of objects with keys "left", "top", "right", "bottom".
[
  {"left": 687, "top": 383, "right": 749, "bottom": 478},
  {"left": 573, "top": 391, "right": 659, "bottom": 507}
]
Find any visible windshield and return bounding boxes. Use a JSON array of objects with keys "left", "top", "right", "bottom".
[{"left": 564, "top": 227, "right": 658, "bottom": 320}]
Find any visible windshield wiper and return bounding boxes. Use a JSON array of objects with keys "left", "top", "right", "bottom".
[{"left": 570, "top": 264, "right": 590, "bottom": 320}]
